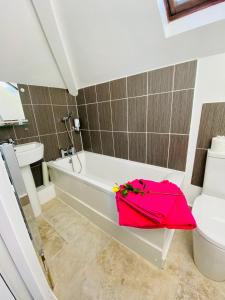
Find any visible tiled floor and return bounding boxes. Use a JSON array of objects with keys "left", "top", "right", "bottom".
[{"left": 37, "top": 198, "right": 225, "bottom": 300}]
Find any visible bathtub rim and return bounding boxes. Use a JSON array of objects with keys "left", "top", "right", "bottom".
[{"left": 47, "top": 150, "right": 184, "bottom": 195}]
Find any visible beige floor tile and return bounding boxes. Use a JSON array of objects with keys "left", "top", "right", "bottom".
[
  {"left": 37, "top": 216, "right": 65, "bottom": 260},
  {"left": 64, "top": 240, "right": 177, "bottom": 300},
  {"left": 37, "top": 199, "right": 225, "bottom": 300}
]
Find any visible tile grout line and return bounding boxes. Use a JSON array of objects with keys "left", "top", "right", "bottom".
[
  {"left": 166, "top": 65, "right": 176, "bottom": 168},
  {"left": 12, "top": 126, "right": 18, "bottom": 141},
  {"left": 80, "top": 129, "right": 189, "bottom": 135},
  {"left": 145, "top": 72, "right": 149, "bottom": 164},
  {"left": 76, "top": 94, "right": 84, "bottom": 151},
  {"left": 74, "top": 93, "right": 84, "bottom": 151},
  {"left": 64, "top": 90, "right": 71, "bottom": 130},
  {"left": 83, "top": 89, "right": 93, "bottom": 152},
  {"left": 75, "top": 87, "right": 195, "bottom": 106},
  {"left": 95, "top": 85, "right": 103, "bottom": 154},
  {"left": 109, "top": 82, "right": 116, "bottom": 157},
  {"left": 71, "top": 91, "right": 84, "bottom": 151},
  {"left": 27, "top": 86, "right": 41, "bottom": 143},
  {"left": 196, "top": 147, "right": 208, "bottom": 151},
  {"left": 126, "top": 76, "right": 129, "bottom": 160},
  {"left": 15, "top": 130, "right": 75, "bottom": 142},
  {"left": 48, "top": 88, "right": 60, "bottom": 150}
]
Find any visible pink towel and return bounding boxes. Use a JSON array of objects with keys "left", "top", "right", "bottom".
[{"left": 116, "top": 179, "right": 196, "bottom": 230}]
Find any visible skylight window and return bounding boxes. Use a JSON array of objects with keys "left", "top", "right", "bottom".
[{"left": 164, "top": 0, "right": 225, "bottom": 21}]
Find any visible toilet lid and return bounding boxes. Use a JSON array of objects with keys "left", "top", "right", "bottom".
[{"left": 192, "top": 194, "right": 225, "bottom": 250}]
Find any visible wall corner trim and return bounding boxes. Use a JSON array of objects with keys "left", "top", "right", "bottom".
[{"left": 31, "top": 0, "right": 78, "bottom": 96}]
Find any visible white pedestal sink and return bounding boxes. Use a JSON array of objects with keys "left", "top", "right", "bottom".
[{"left": 15, "top": 142, "right": 44, "bottom": 217}]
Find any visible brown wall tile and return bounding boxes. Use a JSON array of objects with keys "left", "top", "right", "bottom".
[
  {"left": 191, "top": 149, "right": 207, "bottom": 187},
  {"left": 90, "top": 131, "right": 102, "bottom": 154},
  {"left": 197, "top": 102, "right": 225, "bottom": 149},
  {"left": 33, "top": 105, "right": 56, "bottom": 135},
  {"left": 192, "top": 102, "right": 225, "bottom": 187},
  {"left": 147, "top": 93, "right": 172, "bottom": 133},
  {"left": 49, "top": 88, "right": 67, "bottom": 105},
  {"left": 76, "top": 89, "right": 85, "bottom": 105},
  {"left": 129, "top": 133, "right": 146, "bottom": 163},
  {"left": 1, "top": 61, "right": 196, "bottom": 176},
  {"left": 17, "top": 137, "right": 40, "bottom": 144},
  {"left": 78, "top": 105, "right": 89, "bottom": 129},
  {"left": 84, "top": 86, "right": 96, "bottom": 103},
  {"left": 58, "top": 132, "right": 71, "bottom": 149},
  {"left": 110, "top": 78, "right": 126, "bottom": 100},
  {"left": 15, "top": 105, "right": 38, "bottom": 139},
  {"left": 174, "top": 61, "right": 197, "bottom": 90},
  {"left": 87, "top": 104, "right": 99, "bottom": 130},
  {"left": 111, "top": 100, "right": 127, "bottom": 131},
  {"left": 168, "top": 135, "right": 189, "bottom": 171},
  {"left": 29, "top": 86, "right": 50, "bottom": 104},
  {"left": 81, "top": 130, "right": 92, "bottom": 151},
  {"left": 147, "top": 133, "right": 169, "bottom": 167},
  {"left": 40, "top": 134, "right": 59, "bottom": 161},
  {"left": 52, "top": 105, "right": 68, "bottom": 133},
  {"left": 101, "top": 131, "right": 114, "bottom": 156},
  {"left": 148, "top": 66, "right": 174, "bottom": 93},
  {"left": 53, "top": 105, "right": 68, "bottom": 133},
  {"left": 113, "top": 132, "right": 128, "bottom": 159},
  {"left": 0, "top": 127, "right": 16, "bottom": 141},
  {"left": 68, "top": 106, "right": 78, "bottom": 127},
  {"left": 96, "top": 82, "right": 110, "bottom": 101},
  {"left": 72, "top": 132, "right": 83, "bottom": 152},
  {"left": 66, "top": 91, "right": 76, "bottom": 106},
  {"left": 127, "top": 72, "right": 147, "bottom": 97},
  {"left": 98, "top": 102, "right": 112, "bottom": 130},
  {"left": 128, "top": 96, "right": 147, "bottom": 132},
  {"left": 171, "top": 90, "right": 194, "bottom": 134},
  {"left": 17, "top": 84, "right": 31, "bottom": 104},
  {"left": 0, "top": 84, "right": 83, "bottom": 169}
]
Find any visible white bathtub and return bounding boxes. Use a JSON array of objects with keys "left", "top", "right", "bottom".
[{"left": 48, "top": 151, "right": 184, "bottom": 267}]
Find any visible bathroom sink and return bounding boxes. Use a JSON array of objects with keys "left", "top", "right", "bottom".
[
  {"left": 15, "top": 142, "right": 44, "bottom": 217},
  {"left": 15, "top": 142, "right": 44, "bottom": 167}
]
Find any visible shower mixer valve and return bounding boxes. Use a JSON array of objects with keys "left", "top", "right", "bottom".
[{"left": 61, "top": 146, "right": 75, "bottom": 158}]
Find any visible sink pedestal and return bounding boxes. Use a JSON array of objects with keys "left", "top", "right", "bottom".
[
  {"left": 21, "top": 165, "right": 41, "bottom": 217},
  {"left": 15, "top": 142, "right": 44, "bottom": 218}
]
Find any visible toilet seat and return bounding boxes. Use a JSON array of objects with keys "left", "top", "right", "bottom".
[{"left": 192, "top": 194, "right": 225, "bottom": 250}]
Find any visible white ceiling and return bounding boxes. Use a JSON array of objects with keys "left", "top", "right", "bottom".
[
  {"left": 55, "top": 0, "right": 225, "bottom": 88},
  {"left": 0, "top": 0, "right": 225, "bottom": 91},
  {"left": 0, "top": 0, "right": 65, "bottom": 88}
]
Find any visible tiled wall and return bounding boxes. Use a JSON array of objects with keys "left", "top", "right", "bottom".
[
  {"left": 192, "top": 102, "right": 225, "bottom": 187},
  {"left": 0, "top": 85, "right": 82, "bottom": 186},
  {"left": 78, "top": 60, "right": 197, "bottom": 171}
]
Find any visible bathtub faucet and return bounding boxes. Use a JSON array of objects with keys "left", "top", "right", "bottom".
[{"left": 60, "top": 146, "right": 75, "bottom": 158}]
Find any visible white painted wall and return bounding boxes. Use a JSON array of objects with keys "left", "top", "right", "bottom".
[
  {"left": 183, "top": 53, "right": 225, "bottom": 205},
  {"left": 1, "top": 1, "right": 225, "bottom": 91},
  {"left": 53, "top": 0, "right": 225, "bottom": 88},
  {"left": 0, "top": 0, "right": 65, "bottom": 88}
]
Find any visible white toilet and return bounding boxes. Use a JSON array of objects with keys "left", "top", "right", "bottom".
[{"left": 192, "top": 150, "right": 225, "bottom": 281}]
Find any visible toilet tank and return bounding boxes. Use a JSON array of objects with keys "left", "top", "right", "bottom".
[{"left": 202, "top": 150, "right": 225, "bottom": 200}]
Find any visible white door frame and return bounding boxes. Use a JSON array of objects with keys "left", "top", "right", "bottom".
[{"left": 0, "top": 155, "right": 57, "bottom": 300}]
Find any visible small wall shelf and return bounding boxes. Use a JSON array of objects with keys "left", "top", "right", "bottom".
[{"left": 0, "top": 119, "right": 28, "bottom": 127}]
